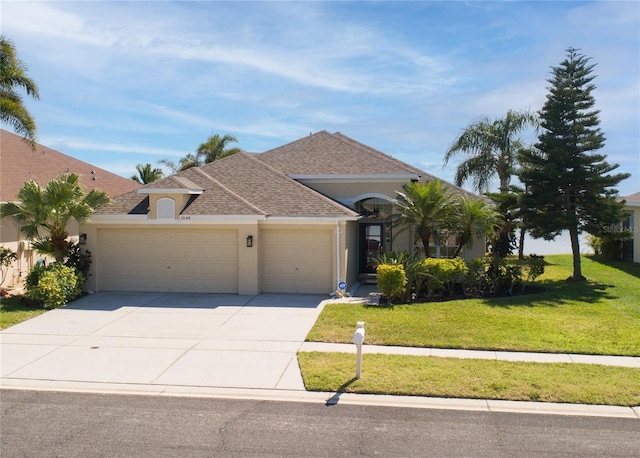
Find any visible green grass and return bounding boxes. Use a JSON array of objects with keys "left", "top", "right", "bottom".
[
  {"left": 306, "top": 255, "right": 640, "bottom": 356},
  {"left": 298, "top": 352, "right": 640, "bottom": 406},
  {"left": 0, "top": 295, "right": 47, "bottom": 330}
]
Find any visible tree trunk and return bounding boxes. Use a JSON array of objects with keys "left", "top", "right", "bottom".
[
  {"left": 518, "top": 227, "right": 526, "bottom": 260},
  {"left": 421, "top": 231, "right": 431, "bottom": 258},
  {"left": 568, "top": 225, "right": 585, "bottom": 281},
  {"left": 453, "top": 235, "right": 467, "bottom": 258},
  {"left": 51, "top": 233, "right": 68, "bottom": 263}
]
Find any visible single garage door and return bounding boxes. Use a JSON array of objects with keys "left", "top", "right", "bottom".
[
  {"left": 261, "top": 229, "right": 333, "bottom": 294},
  {"left": 98, "top": 228, "right": 238, "bottom": 293}
]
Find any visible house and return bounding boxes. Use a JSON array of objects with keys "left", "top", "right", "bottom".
[
  {"left": 622, "top": 192, "right": 640, "bottom": 263},
  {"left": 81, "top": 131, "right": 483, "bottom": 295},
  {"left": 0, "top": 129, "right": 140, "bottom": 287}
]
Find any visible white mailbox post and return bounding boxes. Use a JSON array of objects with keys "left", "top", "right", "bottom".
[{"left": 352, "top": 321, "right": 365, "bottom": 379}]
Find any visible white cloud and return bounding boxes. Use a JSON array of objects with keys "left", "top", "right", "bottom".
[
  {"left": 2, "top": 1, "right": 637, "bottom": 195},
  {"left": 41, "top": 136, "right": 184, "bottom": 158}
]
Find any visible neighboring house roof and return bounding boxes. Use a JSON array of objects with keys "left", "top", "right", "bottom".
[
  {"left": 0, "top": 129, "right": 139, "bottom": 202},
  {"left": 622, "top": 192, "right": 640, "bottom": 205},
  {"left": 97, "top": 130, "right": 479, "bottom": 218}
]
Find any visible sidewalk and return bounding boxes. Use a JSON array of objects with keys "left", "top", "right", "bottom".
[{"left": 299, "top": 342, "right": 640, "bottom": 368}]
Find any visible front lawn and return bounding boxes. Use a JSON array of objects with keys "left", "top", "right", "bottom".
[
  {"left": 0, "top": 295, "right": 47, "bottom": 330},
  {"left": 298, "top": 352, "right": 640, "bottom": 406},
  {"left": 306, "top": 255, "right": 640, "bottom": 356}
]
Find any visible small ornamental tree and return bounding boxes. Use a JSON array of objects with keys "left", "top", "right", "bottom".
[
  {"left": 0, "top": 246, "right": 17, "bottom": 286},
  {"left": 519, "top": 48, "right": 629, "bottom": 281}
]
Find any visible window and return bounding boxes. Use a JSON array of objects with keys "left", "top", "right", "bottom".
[
  {"left": 157, "top": 198, "right": 175, "bottom": 219},
  {"left": 414, "top": 231, "right": 459, "bottom": 258}
]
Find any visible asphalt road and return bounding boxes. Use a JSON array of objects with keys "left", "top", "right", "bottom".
[{"left": 1, "top": 390, "right": 638, "bottom": 457}]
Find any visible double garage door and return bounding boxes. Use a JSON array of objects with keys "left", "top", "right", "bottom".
[
  {"left": 98, "top": 227, "right": 334, "bottom": 294},
  {"left": 98, "top": 228, "right": 239, "bottom": 293}
]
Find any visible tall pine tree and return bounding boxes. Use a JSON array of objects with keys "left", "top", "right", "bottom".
[{"left": 519, "top": 48, "right": 629, "bottom": 281}]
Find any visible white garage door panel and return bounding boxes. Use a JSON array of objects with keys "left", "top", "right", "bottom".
[
  {"left": 261, "top": 229, "right": 333, "bottom": 294},
  {"left": 99, "top": 228, "right": 238, "bottom": 293}
]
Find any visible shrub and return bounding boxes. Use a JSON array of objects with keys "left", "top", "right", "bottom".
[
  {"left": 376, "top": 251, "right": 428, "bottom": 301},
  {"left": 25, "top": 263, "right": 82, "bottom": 308},
  {"left": 522, "top": 254, "right": 545, "bottom": 283},
  {"left": 465, "top": 257, "right": 490, "bottom": 293},
  {"left": 465, "top": 256, "right": 528, "bottom": 295},
  {"left": 0, "top": 246, "right": 18, "bottom": 286},
  {"left": 64, "top": 243, "right": 92, "bottom": 283},
  {"left": 423, "top": 258, "right": 469, "bottom": 297},
  {"left": 376, "top": 264, "right": 407, "bottom": 304}
]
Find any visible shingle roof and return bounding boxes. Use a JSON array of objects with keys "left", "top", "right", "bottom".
[
  {"left": 257, "top": 130, "right": 478, "bottom": 198},
  {"left": 623, "top": 192, "right": 640, "bottom": 204},
  {"left": 256, "top": 130, "right": 419, "bottom": 175},
  {"left": 99, "top": 152, "right": 360, "bottom": 217},
  {"left": 198, "top": 152, "right": 359, "bottom": 217},
  {"left": 1, "top": 129, "right": 140, "bottom": 202},
  {"left": 96, "top": 130, "right": 480, "bottom": 218}
]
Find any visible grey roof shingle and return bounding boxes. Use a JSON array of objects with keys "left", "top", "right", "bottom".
[
  {"left": 256, "top": 130, "right": 418, "bottom": 175},
  {"left": 98, "top": 150, "right": 359, "bottom": 217},
  {"left": 96, "top": 130, "right": 479, "bottom": 218}
]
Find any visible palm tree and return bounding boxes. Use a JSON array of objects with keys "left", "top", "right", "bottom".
[
  {"left": 0, "top": 36, "right": 40, "bottom": 148},
  {"left": 196, "top": 133, "right": 241, "bottom": 164},
  {"left": 443, "top": 109, "right": 538, "bottom": 193},
  {"left": 131, "top": 163, "right": 163, "bottom": 184},
  {"left": 0, "top": 174, "right": 109, "bottom": 262},
  {"left": 393, "top": 180, "right": 455, "bottom": 257},
  {"left": 160, "top": 134, "right": 242, "bottom": 173},
  {"left": 450, "top": 197, "right": 501, "bottom": 257},
  {"left": 445, "top": 109, "right": 538, "bottom": 258}
]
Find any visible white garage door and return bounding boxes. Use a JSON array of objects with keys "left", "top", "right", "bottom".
[
  {"left": 261, "top": 229, "right": 333, "bottom": 294},
  {"left": 98, "top": 228, "right": 238, "bottom": 293}
]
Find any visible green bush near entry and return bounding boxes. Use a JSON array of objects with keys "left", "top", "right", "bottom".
[
  {"left": 422, "top": 257, "right": 469, "bottom": 296},
  {"left": 376, "top": 264, "right": 407, "bottom": 303},
  {"left": 25, "top": 263, "right": 82, "bottom": 308}
]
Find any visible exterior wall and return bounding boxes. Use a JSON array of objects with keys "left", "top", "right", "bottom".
[
  {"left": 0, "top": 222, "right": 31, "bottom": 288},
  {"left": 1, "top": 219, "right": 78, "bottom": 289},
  {"left": 344, "top": 220, "right": 358, "bottom": 287},
  {"left": 298, "top": 179, "right": 410, "bottom": 208},
  {"left": 148, "top": 193, "right": 193, "bottom": 219},
  {"left": 627, "top": 206, "right": 640, "bottom": 263},
  {"left": 462, "top": 234, "right": 487, "bottom": 262},
  {"left": 82, "top": 218, "right": 353, "bottom": 296}
]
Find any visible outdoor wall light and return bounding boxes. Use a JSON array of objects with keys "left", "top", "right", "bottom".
[
  {"left": 246, "top": 235, "right": 253, "bottom": 248},
  {"left": 79, "top": 233, "right": 87, "bottom": 245}
]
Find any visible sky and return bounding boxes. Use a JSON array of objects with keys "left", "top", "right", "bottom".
[{"left": 3, "top": 0, "right": 639, "bottom": 201}]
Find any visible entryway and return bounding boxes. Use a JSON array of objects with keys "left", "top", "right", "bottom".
[{"left": 359, "top": 223, "right": 385, "bottom": 274}]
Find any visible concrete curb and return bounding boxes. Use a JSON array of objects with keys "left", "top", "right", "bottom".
[{"left": 1, "top": 379, "right": 638, "bottom": 419}]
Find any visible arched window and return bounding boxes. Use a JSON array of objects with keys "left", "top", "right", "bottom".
[
  {"left": 355, "top": 197, "right": 392, "bottom": 218},
  {"left": 157, "top": 197, "right": 175, "bottom": 219}
]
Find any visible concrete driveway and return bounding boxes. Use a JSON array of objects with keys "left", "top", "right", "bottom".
[{"left": 1, "top": 292, "right": 328, "bottom": 392}]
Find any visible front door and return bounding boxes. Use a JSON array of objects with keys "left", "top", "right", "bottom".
[{"left": 359, "top": 223, "right": 384, "bottom": 274}]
